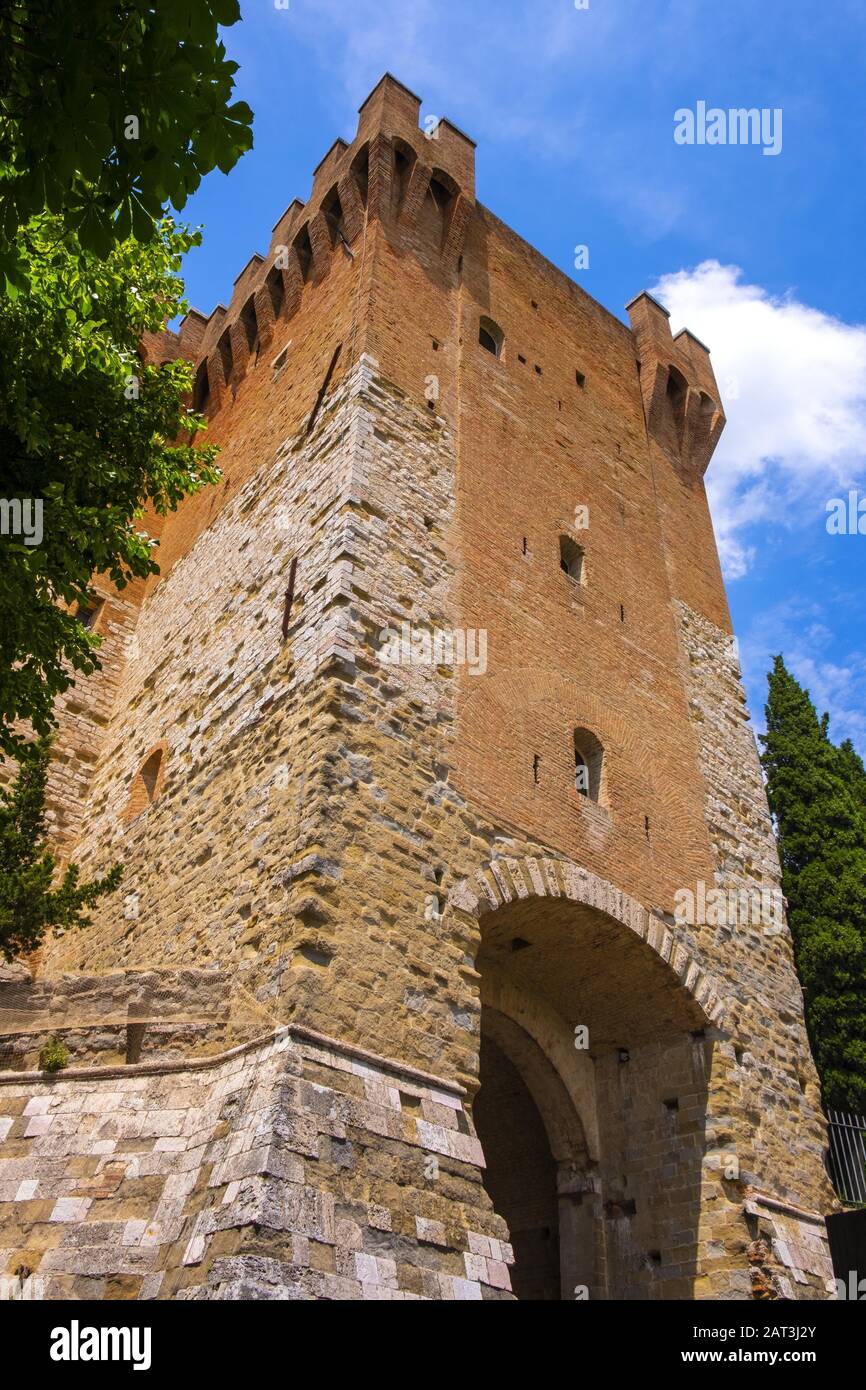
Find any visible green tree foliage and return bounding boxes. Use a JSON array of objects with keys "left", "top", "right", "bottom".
[
  {"left": 0, "top": 738, "right": 122, "bottom": 962},
  {"left": 0, "top": 0, "right": 252, "bottom": 292},
  {"left": 837, "top": 737, "right": 866, "bottom": 820},
  {"left": 761, "top": 656, "right": 866, "bottom": 1111},
  {"left": 0, "top": 215, "right": 220, "bottom": 758}
]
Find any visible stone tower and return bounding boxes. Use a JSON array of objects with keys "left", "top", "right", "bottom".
[{"left": 0, "top": 75, "right": 836, "bottom": 1302}]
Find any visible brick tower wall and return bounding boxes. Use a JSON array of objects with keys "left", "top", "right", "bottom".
[{"left": 0, "top": 75, "right": 835, "bottom": 1302}]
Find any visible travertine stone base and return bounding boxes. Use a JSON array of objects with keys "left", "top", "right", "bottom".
[{"left": 0, "top": 1028, "right": 513, "bottom": 1301}]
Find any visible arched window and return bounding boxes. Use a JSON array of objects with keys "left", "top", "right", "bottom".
[
  {"left": 392, "top": 138, "right": 417, "bottom": 210},
  {"left": 351, "top": 142, "right": 370, "bottom": 205},
  {"left": 479, "top": 316, "right": 504, "bottom": 358},
  {"left": 428, "top": 168, "right": 458, "bottom": 216},
  {"left": 265, "top": 263, "right": 285, "bottom": 320},
  {"left": 559, "top": 535, "right": 585, "bottom": 584},
  {"left": 239, "top": 295, "right": 258, "bottom": 354},
  {"left": 124, "top": 745, "right": 167, "bottom": 820},
  {"left": 321, "top": 185, "right": 347, "bottom": 247},
  {"left": 139, "top": 751, "right": 161, "bottom": 800},
  {"left": 573, "top": 728, "right": 605, "bottom": 803},
  {"left": 216, "top": 328, "right": 233, "bottom": 385},
  {"left": 574, "top": 748, "right": 589, "bottom": 796},
  {"left": 293, "top": 224, "right": 314, "bottom": 283},
  {"left": 192, "top": 358, "right": 210, "bottom": 412},
  {"left": 666, "top": 364, "right": 688, "bottom": 440}
]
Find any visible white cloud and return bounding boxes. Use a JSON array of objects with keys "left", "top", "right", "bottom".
[{"left": 650, "top": 261, "right": 866, "bottom": 577}]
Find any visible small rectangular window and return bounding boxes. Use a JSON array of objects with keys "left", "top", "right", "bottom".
[
  {"left": 576, "top": 370, "right": 586, "bottom": 388},
  {"left": 77, "top": 598, "right": 104, "bottom": 631},
  {"left": 560, "top": 536, "right": 584, "bottom": 584},
  {"left": 574, "top": 728, "right": 605, "bottom": 802}
]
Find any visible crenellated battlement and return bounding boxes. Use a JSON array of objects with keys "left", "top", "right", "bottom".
[
  {"left": 626, "top": 289, "right": 726, "bottom": 476},
  {"left": 145, "top": 73, "right": 727, "bottom": 489},
  {"left": 146, "top": 73, "right": 478, "bottom": 418}
]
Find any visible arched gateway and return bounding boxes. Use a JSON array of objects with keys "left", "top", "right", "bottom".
[{"left": 449, "top": 855, "right": 727, "bottom": 1300}]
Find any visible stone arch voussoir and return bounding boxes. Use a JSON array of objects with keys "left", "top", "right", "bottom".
[{"left": 448, "top": 854, "right": 728, "bottom": 1030}]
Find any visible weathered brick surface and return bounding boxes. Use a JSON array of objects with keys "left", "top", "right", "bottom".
[{"left": 0, "top": 74, "right": 835, "bottom": 1300}]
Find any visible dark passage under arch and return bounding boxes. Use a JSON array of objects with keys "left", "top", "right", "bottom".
[{"left": 474, "top": 1030, "right": 561, "bottom": 1300}]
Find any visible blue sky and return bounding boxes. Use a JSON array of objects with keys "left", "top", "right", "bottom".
[{"left": 178, "top": 0, "right": 866, "bottom": 751}]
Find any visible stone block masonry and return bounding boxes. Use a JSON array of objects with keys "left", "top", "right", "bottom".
[
  {"left": 0, "top": 964, "right": 265, "bottom": 1072},
  {"left": 0, "top": 72, "right": 837, "bottom": 1299},
  {"left": 0, "top": 1027, "right": 513, "bottom": 1301}
]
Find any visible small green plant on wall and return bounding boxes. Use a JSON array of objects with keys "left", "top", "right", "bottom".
[{"left": 38, "top": 1036, "right": 69, "bottom": 1073}]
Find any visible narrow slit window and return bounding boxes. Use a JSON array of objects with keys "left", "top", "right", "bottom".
[
  {"left": 666, "top": 364, "right": 688, "bottom": 441},
  {"left": 293, "top": 224, "right": 314, "bottom": 282},
  {"left": 352, "top": 144, "right": 369, "bottom": 204},
  {"left": 239, "top": 296, "right": 258, "bottom": 354},
  {"left": 392, "top": 140, "right": 416, "bottom": 209},
  {"left": 193, "top": 358, "right": 210, "bottom": 412},
  {"left": 266, "top": 264, "right": 285, "bottom": 319},
  {"left": 217, "top": 329, "right": 233, "bottom": 384}
]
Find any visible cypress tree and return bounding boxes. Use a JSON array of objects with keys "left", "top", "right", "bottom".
[
  {"left": 761, "top": 656, "right": 866, "bottom": 1111},
  {"left": 837, "top": 737, "right": 866, "bottom": 819}
]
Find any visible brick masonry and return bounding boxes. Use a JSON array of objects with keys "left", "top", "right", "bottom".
[{"left": 0, "top": 74, "right": 837, "bottom": 1300}]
